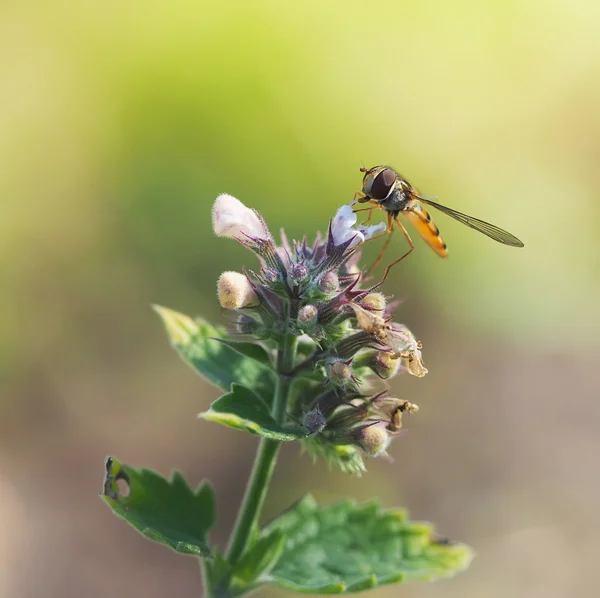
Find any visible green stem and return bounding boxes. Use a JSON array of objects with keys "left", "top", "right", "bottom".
[
  {"left": 223, "top": 333, "right": 297, "bottom": 567},
  {"left": 200, "top": 558, "right": 214, "bottom": 598}
]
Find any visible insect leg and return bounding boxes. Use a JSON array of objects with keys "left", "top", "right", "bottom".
[
  {"left": 364, "top": 212, "right": 395, "bottom": 277},
  {"left": 352, "top": 205, "right": 378, "bottom": 225},
  {"left": 379, "top": 217, "right": 415, "bottom": 285}
]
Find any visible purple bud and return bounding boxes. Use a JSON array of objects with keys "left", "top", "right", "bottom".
[
  {"left": 302, "top": 409, "right": 326, "bottom": 434},
  {"left": 291, "top": 262, "right": 309, "bottom": 283}
]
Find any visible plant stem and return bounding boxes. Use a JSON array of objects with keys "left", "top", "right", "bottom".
[
  {"left": 200, "top": 558, "right": 214, "bottom": 598},
  {"left": 223, "top": 332, "right": 297, "bottom": 568}
]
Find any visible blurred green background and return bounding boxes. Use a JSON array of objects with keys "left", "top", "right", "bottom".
[{"left": 1, "top": 1, "right": 599, "bottom": 597}]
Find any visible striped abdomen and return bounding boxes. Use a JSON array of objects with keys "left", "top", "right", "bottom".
[{"left": 403, "top": 201, "right": 448, "bottom": 258}]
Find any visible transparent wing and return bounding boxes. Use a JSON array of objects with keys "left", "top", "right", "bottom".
[{"left": 416, "top": 198, "right": 524, "bottom": 247}]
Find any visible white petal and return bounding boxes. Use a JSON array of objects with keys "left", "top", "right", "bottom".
[
  {"left": 359, "top": 221, "right": 386, "bottom": 241},
  {"left": 211, "top": 194, "right": 269, "bottom": 240},
  {"left": 331, "top": 204, "right": 364, "bottom": 248}
]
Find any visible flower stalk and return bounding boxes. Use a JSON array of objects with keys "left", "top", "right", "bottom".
[
  {"left": 224, "top": 333, "right": 297, "bottom": 569},
  {"left": 204, "top": 192, "right": 430, "bottom": 593}
]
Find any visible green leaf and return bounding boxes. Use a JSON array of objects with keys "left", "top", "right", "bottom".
[
  {"left": 101, "top": 457, "right": 216, "bottom": 557},
  {"left": 153, "top": 305, "right": 275, "bottom": 403},
  {"left": 260, "top": 495, "right": 474, "bottom": 593},
  {"left": 231, "top": 529, "right": 286, "bottom": 587},
  {"left": 213, "top": 338, "right": 274, "bottom": 368},
  {"left": 200, "top": 384, "right": 307, "bottom": 441}
]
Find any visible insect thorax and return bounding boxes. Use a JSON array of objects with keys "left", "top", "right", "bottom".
[{"left": 380, "top": 188, "right": 409, "bottom": 214}]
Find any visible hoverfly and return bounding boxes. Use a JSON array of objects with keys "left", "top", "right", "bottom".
[{"left": 354, "top": 165, "right": 524, "bottom": 280}]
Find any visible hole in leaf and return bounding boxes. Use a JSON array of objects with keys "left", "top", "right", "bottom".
[{"left": 116, "top": 478, "right": 130, "bottom": 498}]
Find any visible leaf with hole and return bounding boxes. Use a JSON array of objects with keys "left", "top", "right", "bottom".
[
  {"left": 200, "top": 384, "right": 307, "bottom": 441},
  {"left": 153, "top": 305, "right": 276, "bottom": 404},
  {"left": 101, "top": 457, "right": 216, "bottom": 557},
  {"left": 259, "top": 495, "right": 474, "bottom": 593}
]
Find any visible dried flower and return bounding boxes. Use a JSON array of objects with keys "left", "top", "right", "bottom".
[
  {"left": 382, "top": 322, "right": 428, "bottom": 378},
  {"left": 350, "top": 304, "right": 387, "bottom": 338}
]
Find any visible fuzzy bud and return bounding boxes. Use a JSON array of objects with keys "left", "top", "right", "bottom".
[
  {"left": 302, "top": 409, "right": 326, "bottom": 435},
  {"left": 297, "top": 304, "right": 318, "bottom": 330},
  {"left": 291, "top": 263, "right": 309, "bottom": 282},
  {"left": 361, "top": 292, "right": 386, "bottom": 312},
  {"left": 212, "top": 194, "right": 269, "bottom": 240},
  {"left": 217, "top": 271, "right": 259, "bottom": 309},
  {"left": 328, "top": 360, "right": 355, "bottom": 389},
  {"left": 319, "top": 271, "right": 339, "bottom": 293},
  {"left": 357, "top": 424, "right": 390, "bottom": 456}
]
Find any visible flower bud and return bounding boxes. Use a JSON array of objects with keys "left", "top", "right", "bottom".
[
  {"left": 357, "top": 424, "right": 390, "bottom": 456},
  {"left": 319, "top": 271, "right": 339, "bottom": 293},
  {"left": 291, "top": 263, "right": 308, "bottom": 282},
  {"left": 335, "top": 331, "right": 385, "bottom": 360},
  {"left": 212, "top": 194, "right": 269, "bottom": 240},
  {"left": 361, "top": 292, "right": 386, "bottom": 312},
  {"left": 297, "top": 304, "right": 318, "bottom": 330},
  {"left": 302, "top": 408, "right": 326, "bottom": 435},
  {"left": 328, "top": 359, "right": 357, "bottom": 390},
  {"left": 217, "top": 271, "right": 259, "bottom": 309}
]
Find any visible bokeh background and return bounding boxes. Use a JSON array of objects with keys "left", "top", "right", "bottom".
[{"left": 2, "top": 1, "right": 599, "bottom": 597}]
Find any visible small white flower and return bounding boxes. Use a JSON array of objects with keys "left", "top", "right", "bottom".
[
  {"left": 331, "top": 204, "right": 364, "bottom": 248},
  {"left": 212, "top": 194, "right": 269, "bottom": 240},
  {"left": 331, "top": 204, "right": 386, "bottom": 249}
]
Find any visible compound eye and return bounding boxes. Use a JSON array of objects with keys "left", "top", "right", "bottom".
[{"left": 369, "top": 168, "right": 396, "bottom": 200}]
